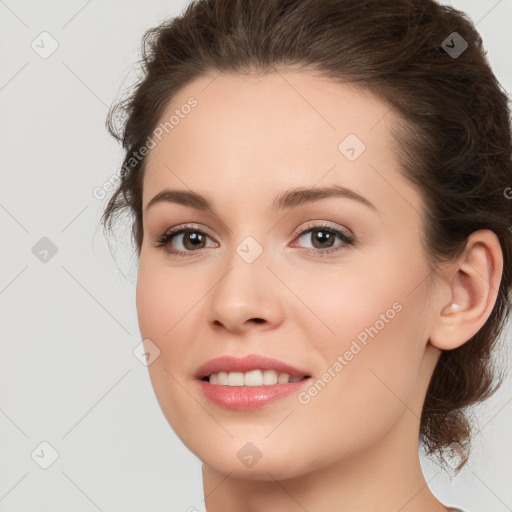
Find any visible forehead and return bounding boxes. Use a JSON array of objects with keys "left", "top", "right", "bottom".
[{"left": 142, "top": 70, "right": 422, "bottom": 218}]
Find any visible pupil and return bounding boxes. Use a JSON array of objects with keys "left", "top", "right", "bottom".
[
  {"left": 186, "top": 232, "right": 203, "bottom": 249},
  {"left": 314, "top": 230, "right": 332, "bottom": 248}
]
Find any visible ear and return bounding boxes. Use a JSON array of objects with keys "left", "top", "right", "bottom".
[{"left": 429, "top": 229, "right": 503, "bottom": 351}]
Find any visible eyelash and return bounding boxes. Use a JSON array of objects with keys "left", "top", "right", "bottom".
[{"left": 153, "top": 222, "right": 355, "bottom": 258}]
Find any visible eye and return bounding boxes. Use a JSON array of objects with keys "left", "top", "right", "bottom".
[
  {"left": 153, "top": 221, "right": 355, "bottom": 257},
  {"left": 153, "top": 224, "right": 217, "bottom": 257},
  {"left": 291, "top": 221, "right": 355, "bottom": 256}
]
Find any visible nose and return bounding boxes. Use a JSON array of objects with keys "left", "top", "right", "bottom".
[{"left": 206, "top": 251, "right": 285, "bottom": 335}]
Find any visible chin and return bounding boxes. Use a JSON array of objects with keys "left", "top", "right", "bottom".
[{"left": 200, "top": 449, "right": 311, "bottom": 481}]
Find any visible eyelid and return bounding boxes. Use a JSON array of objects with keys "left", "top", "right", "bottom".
[
  {"left": 291, "top": 220, "right": 353, "bottom": 240},
  {"left": 162, "top": 222, "right": 215, "bottom": 238},
  {"left": 154, "top": 220, "right": 356, "bottom": 256}
]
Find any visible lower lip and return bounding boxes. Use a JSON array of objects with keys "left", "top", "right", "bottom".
[{"left": 197, "top": 378, "right": 311, "bottom": 410}]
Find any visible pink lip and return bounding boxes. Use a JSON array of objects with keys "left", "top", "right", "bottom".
[
  {"left": 194, "top": 354, "right": 311, "bottom": 379},
  {"left": 194, "top": 355, "right": 312, "bottom": 411},
  {"left": 197, "top": 379, "right": 311, "bottom": 410}
]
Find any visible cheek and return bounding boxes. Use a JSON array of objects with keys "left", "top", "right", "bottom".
[
  {"left": 291, "top": 249, "right": 425, "bottom": 353},
  {"left": 136, "top": 255, "right": 192, "bottom": 340},
  {"left": 135, "top": 258, "right": 202, "bottom": 434},
  {"left": 135, "top": 258, "right": 195, "bottom": 388},
  {"left": 304, "top": 273, "right": 428, "bottom": 428},
  {"left": 135, "top": 270, "right": 169, "bottom": 340}
]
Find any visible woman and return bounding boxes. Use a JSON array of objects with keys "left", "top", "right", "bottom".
[{"left": 101, "top": 0, "right": 512, "bottom": 510}]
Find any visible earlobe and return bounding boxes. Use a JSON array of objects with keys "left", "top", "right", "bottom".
[{"left": 429, "top": 230, "right": 503, "bottom": 351}]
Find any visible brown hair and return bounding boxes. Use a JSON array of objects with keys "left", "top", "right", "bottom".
[{"left": 101, "top": 0, "right": 512, "bottom": 473}]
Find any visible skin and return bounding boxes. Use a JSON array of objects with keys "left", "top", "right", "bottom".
[{"left": 135, "top": 70, "right": 503, "bottom": 511}]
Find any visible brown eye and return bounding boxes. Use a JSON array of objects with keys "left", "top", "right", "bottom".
[
  {"left": 154, "top": 226, "right": 217, "bottom": 256},
  {"left": 292, "top": 222, "right": 355, "bottom": 256}
]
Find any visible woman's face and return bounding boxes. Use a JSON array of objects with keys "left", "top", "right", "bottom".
[{"left": 136, "top": 70, "right": 443, "bottom": 479}]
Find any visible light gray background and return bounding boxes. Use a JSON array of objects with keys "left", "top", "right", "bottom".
[{"left": 1, "top": 1, "right": 511, "bottom": 511}]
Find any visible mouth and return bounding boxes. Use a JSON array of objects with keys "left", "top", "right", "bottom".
[
  {"left": 201, "top": 369, "right": 311, "bottom": 386},
  {"left": 195, "top": 354, "right": 312, "bottom": 385},
  {"left": 194, "top": 355, "right": 313, "bottom": 410}
]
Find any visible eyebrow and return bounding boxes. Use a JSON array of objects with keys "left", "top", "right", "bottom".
[{"left": 144, "top": 185, "right": 377, "bottom": 213}]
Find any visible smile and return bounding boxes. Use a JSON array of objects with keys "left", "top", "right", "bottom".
[
  {"left": 195, "top": 354, "right": 313, "bottom": 410},
  {"left": 205, "top": 369, "right": 307, "bottom": 386}
]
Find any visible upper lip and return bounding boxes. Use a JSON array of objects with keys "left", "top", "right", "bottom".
[{"left": 195, "top": 354, "right": 311, "bottom": 379}]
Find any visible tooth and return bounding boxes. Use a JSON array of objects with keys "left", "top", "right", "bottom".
[
  {"left": 262, "top": 369, "right": 278, "bottom": 385},
  {"left": 227, "top": 372, "right": 244, "bottom": 386},
  {"left": 217, "top": 371, "right": 228, "bottom": 385},
  {"left": 277, "top": 372, "right": 290, "bottom": 384},
  {"left": 207, "top": 370, "right": 303, "bottom": 386},
  {"left": 244, "top": 369, "right": 263, "bottom": 386}
]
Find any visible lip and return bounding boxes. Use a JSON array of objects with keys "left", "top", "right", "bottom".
[
  {"left": 197, "top": 379, "right": 311, "bottom": 410},
  {"left": 194, "top": 354, "right": 311, "bottom": 380},
  {"left": 194, "top": 354, "right": 312, "bottom": 411}
]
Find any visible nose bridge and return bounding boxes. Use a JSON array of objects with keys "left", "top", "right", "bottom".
[
  {"left": 219, "top": 210, "right": 274, "bottom": 268},
  {"left": 215, "top": 231, "right": 270, "bottom": 301}
]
